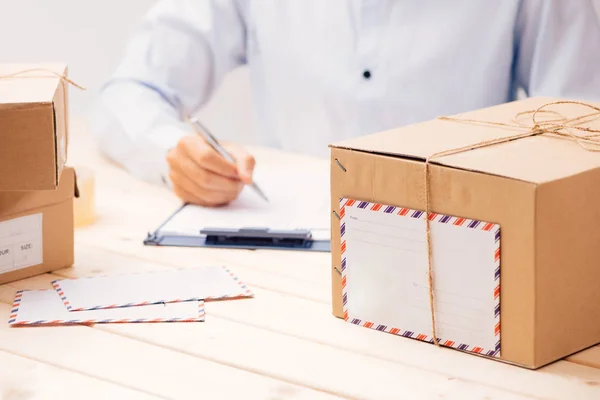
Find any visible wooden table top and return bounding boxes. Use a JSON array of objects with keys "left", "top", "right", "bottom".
[{"left": 2, "top": 121, "right": 600, "bottom": 400}]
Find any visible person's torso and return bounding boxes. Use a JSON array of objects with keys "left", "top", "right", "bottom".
[{"left": 238, "top": 0, "right": 521, "bottom": 157}]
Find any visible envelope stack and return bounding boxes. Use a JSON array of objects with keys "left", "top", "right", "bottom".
[
  {"left": 0, "top": 63, "right": 77, "bottom": 285},
  {"left": 8, "top": 266, "right": 252, "bottom": 325},
  {"left": 329, "top": 96, "right": 600, "bottom": 369}
]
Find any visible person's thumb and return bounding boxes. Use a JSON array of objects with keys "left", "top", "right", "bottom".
[{"left": 237, "top": 154, "right": 256, "bottom": 184}]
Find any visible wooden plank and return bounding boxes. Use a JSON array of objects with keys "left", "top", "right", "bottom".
[
  {"left": 71, "top": 240, "right": 331, "bottom": 304},
  {"left": 0, "top": 350, "right": 159, "bottom": 400},
  {"left": 567, "top": 347, "right": 600, "bottom": 369},
  {"left": 72, "top": 179, "right": 333, "bottom": 304},
  {"left": 59, "top": 125, "right": 600, "bottom": 398},
  {"left": 51, "top": 244, "right": 600, "bottom": 399},
  {"left": 76, "top": 182, "right": 332, "bottom": 288},
  {"left": 68, "top": 163, "right": 600, "bottom": 399},
  {"left": 542, "top": 357, "right": 600, "bottom": 388},
  {"left": 0, "top": 287, "right": 338, "bottom": 400},
  {"left": 1, "top": 275, "right": 527, "bottom": 400}
]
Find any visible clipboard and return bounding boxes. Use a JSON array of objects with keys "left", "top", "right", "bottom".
[{"left": 144, "top": 204, "right": 331, "bottom": 252}]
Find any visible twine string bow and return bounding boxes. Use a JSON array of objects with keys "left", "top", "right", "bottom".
[{"left": 424, "top": 100, "right": 600, "bottom": 346}]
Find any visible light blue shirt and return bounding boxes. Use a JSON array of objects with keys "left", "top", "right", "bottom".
[{"left": 89, "top": 0, "right": 600, "bottom": 186}]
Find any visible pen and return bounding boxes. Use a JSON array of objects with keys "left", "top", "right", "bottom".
[{"left": 188, "top": 116, "right": 269, "bottom": 202}]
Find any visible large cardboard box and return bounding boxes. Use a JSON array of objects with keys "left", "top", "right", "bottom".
[
  {"left": 0, "top": 63, "right": 69, "bottom": 191},
  {"left": 0, "top": 167, "right": 76, "bottom": 285},
  {"left": 329, "top": 97, "right": 600, "bottom": 369}
]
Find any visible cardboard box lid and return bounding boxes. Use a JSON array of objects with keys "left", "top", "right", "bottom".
[
  {"left": 330, "top": 97, "right": 600, "bottom": 184},
  {"left": 0, "top": 63, "right": 69, "bottom": 190},
  {"left": 0, "top": 167, "right": 76, "bottom": 219},
  {"left": 0, "top": 63, "right": 67, "bottom": 106}
]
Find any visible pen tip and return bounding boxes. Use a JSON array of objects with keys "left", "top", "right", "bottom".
[
  {"left": 249, "top": 182, "right": 269, "bottom": 202},
  {"left": 260, "top": 192, "right": 269, "bottom": 203}
]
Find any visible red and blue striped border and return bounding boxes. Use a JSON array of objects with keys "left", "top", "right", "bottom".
[
  {"left": 51, "top": 266, "right": 253, "bottom": 312},
  {"left": 7, "top": 290, "right": 23, "bottom": 325},
  {"left": 8, "top": 290, "right": 206, "bottom": 326},
  {"left": 339, "top": 198, "right": 501, "bottom": 358}
]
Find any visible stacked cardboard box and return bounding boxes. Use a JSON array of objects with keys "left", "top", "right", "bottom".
[
  {"left": 329, "top": 97, "right": 600, "bottom": 369},
  {"left": 0, "top": 64, "right": 77, "bottom": 285}
]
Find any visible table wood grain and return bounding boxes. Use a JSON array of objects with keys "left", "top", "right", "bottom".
[{"left": 1, "top": 121, "right": 600, "bottom": 399}]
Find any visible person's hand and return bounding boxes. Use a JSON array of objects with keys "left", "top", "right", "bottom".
[{"left": 166, "top": 135, "right": 255, "bottom": 206}]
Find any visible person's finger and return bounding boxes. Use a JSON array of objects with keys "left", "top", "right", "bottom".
[
  {"left": 168, "top": 167, "right": 206, "bottom": 202},
  {"left": 225, "top": 143, "right": 256, "bottom": 184},
  {"left": 170, "top": 176, "right": 205, "bottom": 205},
  {"left": 180, "top": 136, "right": 239, "bottom": 179},
  {"left": 170, "top": 170, "right": 239, "bottom": 206},
  {"left": 169, "top": 150, "right": 242, "bottom": 193},
  {"left": 197, "top": 168, "right": 244, "bottom": 192},
  {"left": 169, "top": 164, "right": 241, "bottom": 202}
]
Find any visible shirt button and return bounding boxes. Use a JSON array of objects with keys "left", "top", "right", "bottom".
[{"left": 363, "top": 70, "right": 371, "bottom": 79}]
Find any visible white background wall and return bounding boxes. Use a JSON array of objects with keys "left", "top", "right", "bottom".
[
  {"left": 1, "top": 0, "right": 600, "bottom": 144},
  {"left": 0, "top": 0, "right": 255, "bottom": 143}
]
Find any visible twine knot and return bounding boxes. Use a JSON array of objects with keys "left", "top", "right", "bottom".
[{"left": 425, "top": 100, "right": 600, "bottom": 347}]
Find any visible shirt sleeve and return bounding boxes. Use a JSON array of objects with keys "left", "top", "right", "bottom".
[
  {"left": 88, "top": 0, "right": 247, "bottom": 187},
  {"left": 514, "top": 0, "right": 600, "bottom": 101}
]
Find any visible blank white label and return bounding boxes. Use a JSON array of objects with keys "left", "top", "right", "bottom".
[
  {"left": 341, "top": 199, "right": 500, "bottom": 356},
  {"left": 0, "top": 213, "right": 43, "bottom": 273}
]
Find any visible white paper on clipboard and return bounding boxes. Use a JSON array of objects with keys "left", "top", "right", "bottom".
[{"left": 157, "top": 164, "right": 331, "bottom": 241}]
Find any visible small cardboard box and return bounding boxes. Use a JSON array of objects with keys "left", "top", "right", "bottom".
[
  {"left": 0, "top": 63, "right": 69, "bottom": 191},
  {"left": 329, "top": 97, "right": 600, "bottom": 369},
  {"left": 0, "top": 167, "right": 76, "bottom": 285}
]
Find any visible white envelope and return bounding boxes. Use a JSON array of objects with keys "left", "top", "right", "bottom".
[
  {"left": 8, "top": 290, "right": 205, "bottom": 326},
  {"left": 52, "top": 266, "right": 253, "bottom": 311}
]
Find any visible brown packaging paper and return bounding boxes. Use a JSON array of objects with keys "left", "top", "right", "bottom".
[
  {"left": 329, "top": 97, "right": 600, "bottom": 369},
  {"left": 0, "top": 167, "right": 76, "bottom": 285},
  {"left": 0, "top": 63, "right": 69, "bottom": 190}
]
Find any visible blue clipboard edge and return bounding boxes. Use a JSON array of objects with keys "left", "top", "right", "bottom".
[
  {"left": 144, "top": 232, "right": 331, "bottom": 252},
  {"left": 144, "top": 203, "right": 332, "bottom": 252}
]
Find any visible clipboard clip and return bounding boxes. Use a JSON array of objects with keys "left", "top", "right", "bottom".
[{"left": 200, "top": 227, "right": 314, "bottom": 249}]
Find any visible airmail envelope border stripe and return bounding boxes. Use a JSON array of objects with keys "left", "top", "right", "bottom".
[
  {"left": 8, "top": 290, "right": 24, "bottom": 325},
  {"left": 51, "top": 265, "right": 253, "bottom": 312},
  {"left": 339, "top": 198, "right": 501, "bottom": 358},
  {"left": 7, "top": 291, "right": 207, "bottom": 326}
]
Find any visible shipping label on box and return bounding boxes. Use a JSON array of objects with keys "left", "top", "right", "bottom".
[
  {"left": 339, "top": 198, "right": 500, "bottom": 356},
  {"left": 0, "top": 167, "right": 76, "bottom": 285},
  {"left": 0, "top": 214, "right": 43, "bottom": 274}
]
